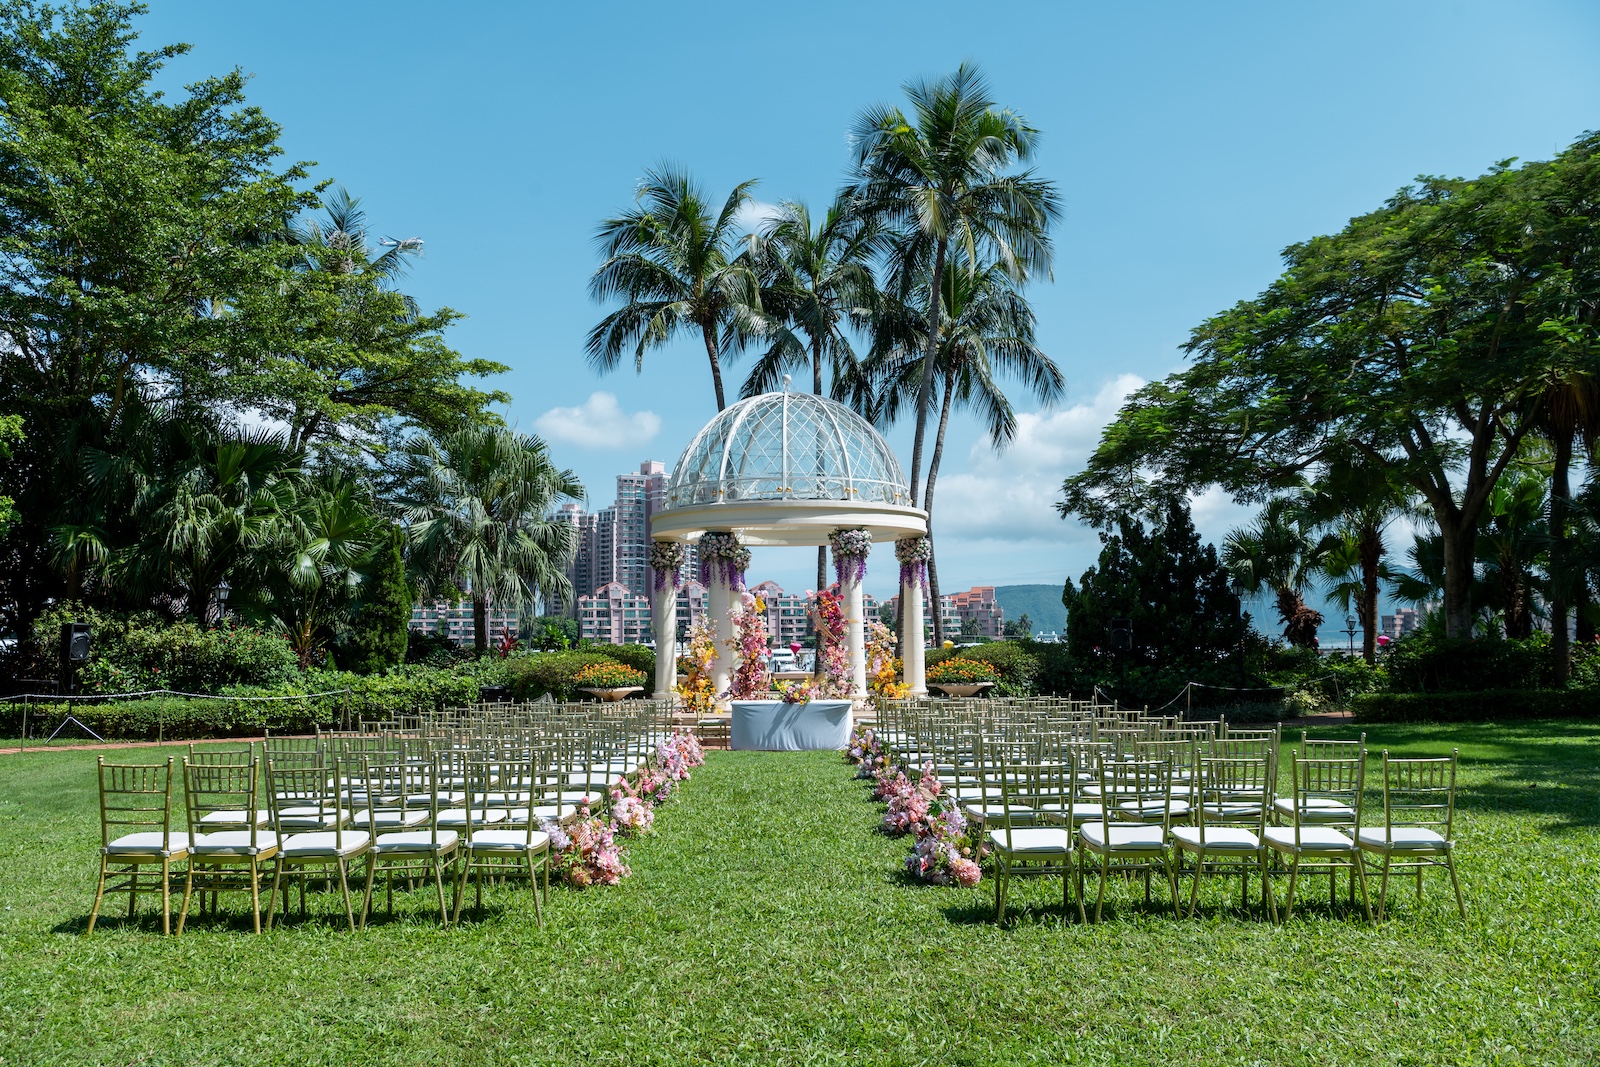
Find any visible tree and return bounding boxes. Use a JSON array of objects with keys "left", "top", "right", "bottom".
[
  {"left": 1303, "top": 458, "right": 1414, "bottom": 662},
  {"left": 246, "top": 187, "right": 510, "bottom": 456},
  {"left": 1061, "top": 134, "right": 1600, "bottom": 639},
  {"left": 1003, "top": 611, "right": 1033, "bottom": 638},
  {"left": 1062, "top": 500, "right": 1246, "bottom": 695},
  {"left": 1222, "top": 497, "right": 1323, "bottom": 647},
  {"left": 342, "top": 522, "right": 411, "bottom": 673},
  {"left": 0, "top": 1, "right": 312, "bottom": 641},
  {"left": 847, "top": 62, "right": 1060, "bottom": 508},
  {"left": 865, "top": 258, "right": 1062, "bottom": 644},
  {"left": 1476, "top": 466, "right": 1548, "bottom": 639},
  {"left": 1528, "top": 365, "right": 1600, "bottom": 681},
  {"left": 587, "top": 165, "right": 761, "bottom": 412},
  {"left": 738, "top": 196, "right": 881, "bottom": 590},
  {"left": 398, "top": 426, "right": 583, "bottom": 654}
]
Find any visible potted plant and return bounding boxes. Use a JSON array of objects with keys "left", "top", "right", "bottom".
[
  {"left": 573, "top": 661, "right": 647, "bottom": 701},
  {"left": 925, "top": 658, "right": 998, "bottom": 698}
]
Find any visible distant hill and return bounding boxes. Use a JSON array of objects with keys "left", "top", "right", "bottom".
[{"left": 994, "top": 584, "right": 1067, "bottom": 636}]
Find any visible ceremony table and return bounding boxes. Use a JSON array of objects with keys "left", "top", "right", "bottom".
[{"left": 729, "top": 699, "right": 853, "bottom": 751}]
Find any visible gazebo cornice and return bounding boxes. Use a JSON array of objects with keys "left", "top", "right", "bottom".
[{"left": 647, "top": 499, "right": 927, "bottom": 548}]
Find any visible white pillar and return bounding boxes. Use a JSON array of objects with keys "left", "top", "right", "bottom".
[
  {"left": 708, "top": 571, "right": 736, "bottom": 705},
  {"left": 902, "top": 574, "right": 927, "bottom": 696},
  {"left": 843, "top": 571, "right": 867, "bottom": 700},
  {"left": 652, "top": 583, "right": 678, "bottom": 700}
]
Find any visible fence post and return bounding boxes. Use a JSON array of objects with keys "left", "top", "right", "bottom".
[{"left": 1185, "top": 682, "right": 1191, "bottom": 718}]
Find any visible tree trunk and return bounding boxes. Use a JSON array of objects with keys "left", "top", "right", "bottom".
[
  {"left": 702, "top": 323, "right": 727, "bottom": 411},
  {"left": 906, "top": 240, "right": 947, "bottom": 505},
  {"left": 1438, "top": 518, "right": 1478, "bottom": 639},
  {"left": 1551, "top": 433, "right": 1572, "bottom": 684},
  {"left": 1359, "top": 523, "right": 1381, "bottom": 663},
  {"left": 924, "top": 377, "right": 955, "bottom": 647},
  {"left": 817, "top": 546, "right": 827, "bottom": 596},
  {"left": 473, "top": 594, "right": 488, "bottom": 656}
]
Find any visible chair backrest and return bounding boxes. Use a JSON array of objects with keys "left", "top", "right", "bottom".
[
  {"left": 994, "top": 747, "right": 1072, "bottom": 839},
  {"left": 1379, "top": 749, "right": 1458, "bottom": 842},
  {"left": 182, "top": 757, "right": 263, "bottom": 846},
  {"left": 1286, "top": 753, "right": 1363, "bottom": 845},
  {"left": 186, "top": 743, "right": 255, "bottom": 767},
  {"left": 1097, "top": 757, "right": 1173, "bottom": 830},
  {"left": 96, "top": 756, "right": 176, "bottom": 850},
  {"left": 1193, "top": 755, "right": 1271, "bottom": 842},
  {"left": 1300, "top": 730, "right": 1366, "bottom": 761}
]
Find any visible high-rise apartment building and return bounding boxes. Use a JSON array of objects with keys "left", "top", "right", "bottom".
[
  {"left": 886, "top": 585, "right": 1006, "bottom": 641},
  {"left": 410, "top": 600, "right": 520, "bottom": 646},
  {"left": 553, "top": 460, "right": 695, "bottom": 619}
]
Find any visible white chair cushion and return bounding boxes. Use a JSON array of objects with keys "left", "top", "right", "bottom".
[
  {"left": 1272, "top": 797, "right": 1355, "bottom": 820},
  {"left": 198, "top": 809, "right": 270, "bottom": 827},
  {"left": 360, "top": 808, "right": 429, "bottom": 830},
  {"left": 189, "top": 830, "right": 279, "bottom": 856},
  {"left": 1171, "top": 826, "right": 1261, "bottom": 853},
  {"left": 962, "top": 804, "right": 1033, "bottom": 823},
  {"left": 1357, "top": 827, "right": 1452, "bottom": 853},
  {"left": 374, "top": 830, "right": 458, "bottom": 853},
  {"left": 465, "top": 829, "right": 551, "bottom": 853},
  {"left": 274, "top": 807, "right": 351, "bottom": 830},
  {"left": 1203, "top": 801, "right": 1269, "bottom": 819},
  {"left": 436, "top": 808, "right": 508, "bottom": 828},
  {"left": 1116, "top": 799, "right": 1192, "bottom": 819},
  {"left": 1079, "top": 822, "right": 1166, "bottom": 853},
  {"left": 280, "top": 830, "right": 370, "bottom": 857},
  {"left": 1264, "top": 826, "right": 1355, "bottom": 852},
  {"left": 988, "top": 827, "right": 1074, "bottom": 855},
  {"left": 105, "top": 831, "right": 189, "bottom": 857}
]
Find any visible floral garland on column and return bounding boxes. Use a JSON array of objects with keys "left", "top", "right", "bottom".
[
  {"left": 807, "top": 584, "right": 851, "bottom": 698},
  {"left": 698, "top": 530, "right": 751, "bottom": 590},
  {"left": 829, "top": 528, "right": 873, "bottom": 586},
  {"left": 895, "top": 536, "right": 931, "bottom": 589},
  {"left": 650, "top": 539, "right": 686, "bottom": 593},
  {"left": 866, "top": 619, "right": 909, "bottom": 699},
  {"left": 724, "top": 589, "right": 771, "bottom": 699}
]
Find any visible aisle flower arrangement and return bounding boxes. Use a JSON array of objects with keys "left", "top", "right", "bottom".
[
  {"left": 866, "top": 620, "right": 909, "bottom": 698},
  {"left": 676, "top": 618, "right": 718, "bottom": 714},
  {"left": 907, "top": 806, "right": 982, "bottom": 888},
  {"left": 611, "top": 795, "right": 655, "bottom": 836},
  {"left": 656, "top": 729, "right": 704, "bottom": 781},
  {"left": 543, "top": 804, "right": 630, "bottom": 888},
  {"left": 846, "top": 725, "right": 881, "bottom": 763},
  {"left": 724, "top": 591, "right": 770, "bottom": 699},
  {"left": 849, "top": 740, "right": 982, "bottom": 887},
  {"left": 882, "top": 761, "right": 943, "bottom": 836}
]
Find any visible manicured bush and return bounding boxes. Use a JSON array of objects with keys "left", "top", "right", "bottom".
[
  {"left": 602, "top": 644, "right": 657, "bottom": 691},
  {"left": 1383, "top": 632, "right": 1553, "bottom": 693},
  {"left": 501, "top": 650, "right": 636, "bottom": 702},
  {"left": 0, "top": 696, "right": 331, "bottom": 741},
  {"left": 1351, "top": 688, "right": 1600, "bottom": 723},
  {"left": 927, "top": 641, "right": 1038, "bottom": 696},
  {"left": 341, "top": 525, "right": 412, "bottom": 674}
]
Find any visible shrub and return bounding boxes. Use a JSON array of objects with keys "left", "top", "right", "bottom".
[
  {"left": 501, "top": 650, "right": 633, "bottom": 702},
  {"left": 602, "top": 644, "right": 657, "bottom": 690},
  {"left": 341, "top": 525, "right": 412, "bottom": 674},
  {"left": 928, "top": 642, "right": 1037, "bottom": 695},
  {"left": 1351, "top": 689, "right": 1600, "bottom": 723},
  {"left": 571, "top": 661, "right": 647, "bottom": 690},
  {"left": 925, "top": 658, "right": 1000, "bottom": 685},
  {"left": 0, "top": 696, "right": 331, "bottom": 741},
  {"left": 1383, "top": 631, "right": 1552, "bottom": 693}
]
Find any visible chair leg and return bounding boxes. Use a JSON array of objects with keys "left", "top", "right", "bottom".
[
  {"left": 1282, "top": 855, "right": 1301, "bottom": 920},
  {"left": 86, "top": 857, "right": 109, "bottom": 936},
  {"left": 249, "top": 858, "right": 263, "bottom": 935},
  {"left": 1352, "top": 853, "right": 1373, "bottom": 924},
  {"left": 359, "top": 859, "right": 377, "bottom": 929},
  {"left": 1446, "top": 854, "right": 1466, "bottom": 918},
  {"left": 529, "top": 854, "right": 544, "bottom": 929},
  {"left": 266, "top": 861, "right": 284, "bottom": 931},
  {"left": 1094, "top": 854, "right": 1109, "bottom": 923},
  {"left": 337, "top": 860, "right": 356, "bottom": 933},
  {"left": 1186, "top": 850, "right": 1202, "bottom": 919},
  {"left": 176, "top": 863, "right": 196, "bottom": 935},
  {"left": 1261, "top": 854, "right": 1278, "bottom": 924},
  {"left": 452, "top": 857, "right": 469, "bottom": 925},
  {"left": 432, "top": 857, "right": 449, "bottom": 924},
  {"left": 1378, "top": 855, "right": 1393, "bottom": 921}
]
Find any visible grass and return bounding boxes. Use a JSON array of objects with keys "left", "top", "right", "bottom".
[{"left": 1, "top": 720, "right": 1597, "bottom": 1066}]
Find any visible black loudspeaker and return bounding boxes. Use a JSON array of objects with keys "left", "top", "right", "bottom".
[
  {"left": 1109, "top": 618, "right": 1133, "bottom": 651},
  {"left": 60, "top": 622, "right": 91, "bottom": 663}
]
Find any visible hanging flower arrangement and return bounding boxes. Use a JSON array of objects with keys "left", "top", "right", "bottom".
[
  {"left": 675, "top": 617, "right": 718, "bottom": 714},
  {"left": 866, "top": 619, "right": 909, "bottom": 699},
  {"left": 724, "top": 590, "right": 771, "bottom": 699},
  {"left": 698, "top": 531, "right": 751, "bottom": 590},
  {"left": 650, "top": 540, "right": 686, "bottom": 592},
  {"left": 807, "top": 584, "right": 851, "bottom": 697},
  {"left": 895, "top": 536, "right": 931, "bottom": 589},
  {"left": 829, "top": 528, "right": 873, "bottom": 585}
]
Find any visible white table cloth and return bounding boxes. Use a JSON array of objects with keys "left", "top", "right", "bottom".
[{"left": 729, "top": 700, "right": 852, "bottom": 751}]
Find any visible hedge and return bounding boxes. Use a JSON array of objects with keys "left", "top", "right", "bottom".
[
  {"left": 1350, "top": 689, "right": 1600, "bottom": 723},
  {"left": 0, "top": 696, "right": 333, "bottom": 741}
]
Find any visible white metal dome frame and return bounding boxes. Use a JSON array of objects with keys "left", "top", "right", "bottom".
[{"left": 650, "top": 389, "right": 928, "bottom": 546}]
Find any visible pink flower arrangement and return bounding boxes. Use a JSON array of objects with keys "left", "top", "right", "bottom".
[
  {"left": 724, "top": 591, "right": 771, "bottom": 700},
  {"left": 905, "top": 795, "right": 980, "bottom": 887},
  {"left": 549, "top": 804, "right": 631, "bottom": 888},
  {"left": 846, "top": 726, "right": 881, "bottom": 764},
  {"left": 611, "top": 795, "right": 655, "bottom": 836},
  {"left": 655, "top": 730, "right": 704, "bottom": 781},
  {"left": 807, "top": 585, "right": 851, "bottom": 697},
  {"left": 883, "top": 761, "right": 944, "bottom": 837}
]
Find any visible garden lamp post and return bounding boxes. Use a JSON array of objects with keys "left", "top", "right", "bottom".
[{"left": 1343, "top": 614, "right": 1358, "bottom": 654}]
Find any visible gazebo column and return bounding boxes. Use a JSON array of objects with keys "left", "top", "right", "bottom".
[
  {"left": 831, "top": 528, "right": 872, "bottom": 702},
  {"left": 699, "top": 531, "right": 748, "bottom": 706},
  {"left": 896, "top": 537, "right": 930, "bottom": 697},
  {"left": 649, "top": 540, "right": 686, "bottom": 701}
]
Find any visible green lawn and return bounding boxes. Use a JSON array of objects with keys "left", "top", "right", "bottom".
[{"left": 1, "top": 721, "right": 1597, "bottom": 1066}]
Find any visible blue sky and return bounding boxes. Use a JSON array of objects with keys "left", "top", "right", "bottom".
[{"left": 139, "top": 0, "right": 1600, "bottom": 608}]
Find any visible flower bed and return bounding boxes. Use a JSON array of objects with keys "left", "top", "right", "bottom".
[
  {"left": 926, "top": 658, "right": 999, "bottom": 684},
  {"left": 572, "top": 661, "right": 648, "bottom": 690}
]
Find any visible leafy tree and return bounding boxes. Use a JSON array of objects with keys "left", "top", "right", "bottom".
[
  {"left": 1222, "top": 497, "right": 1323, "bottom": 647},
  {"left": 587, "top": 165, "right": 761, "bottom": 412},
  {"left": 1529, "top": 365, "right": 1600, "bottom": 680},
  {"left": 1063, "top": 500, "right": 1246, "bottom": 684},
  {"left": 1061, "top": 134, "right": 1600, "bottom": 639},
  {"left": 245, "top": 188, "right": 509, "bottom": 456},
  {"left": 1477, "top": 466, "right": 1548, "bottom": 639},
  {"left": 1303, "top": 458, "right": 1414, "bottom": 662},
  {"left": 398, "top": 426, "right": 583, "bottom": 654},
  {"left": 847, "top": 62, "right": 1060, "bottom": 507},
  {"left": 342, "top": 523, "right": 411, "bottom": 673},
  {"left": 1003, "top": 611, "right": 1033, "bottom": 638}
]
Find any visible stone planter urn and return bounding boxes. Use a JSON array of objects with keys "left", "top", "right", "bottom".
[
  {"left": 928, "top": 681, "right": 996, "bottom": 698},
  {"left": 578, "top": 686, "right": 644, "bottom": 702}
]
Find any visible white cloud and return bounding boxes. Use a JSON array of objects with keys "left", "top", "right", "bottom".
[
  {"left": 534, "top": 392, "right": 661, "bottom": 450},
  {"left": 732, "top": 198, "right": 783, "bottom": 235},
  {"left": 934, "top": 374, "right": 1145, "bottom": 542}
]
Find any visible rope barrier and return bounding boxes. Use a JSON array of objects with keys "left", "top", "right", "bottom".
[{"left": 6, "top": 687, "right": 353, "bottom": 749}]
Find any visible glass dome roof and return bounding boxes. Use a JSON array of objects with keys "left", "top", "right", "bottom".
[{"left": 664, "top": 391, "right": 911, "bottom": 509}]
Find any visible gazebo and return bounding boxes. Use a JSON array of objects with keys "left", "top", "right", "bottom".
[{"left": 647, "top": 387, "right": 931, "bottom": 703}]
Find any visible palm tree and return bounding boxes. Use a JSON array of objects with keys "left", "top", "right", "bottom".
[
  {"left": 1529, "top": 366, "right": 1600, "bottom": 681},
  {"left": 846, "top": 62, "right": 1059, "bottom": 505},
  {"left": 1223, "top": 497, "right": 1324, "bottom": 647},
  {"left": 588, "top": 165, "right": 762, "bottom": 412},
  {"left": 1477, "top": 467, "right": 1548, "bottom": 640},
  {"left": 866, "top": 259, "right": 1063, "bottom": 643},
  {"left": 1303, "top": 459, "right": 1414, "bottom": 662},
  {"left": 397, "top": 426, "right": 584, "bottom": 654},
  {"left": 738, "top": 197, "right": 882, "bottom": 589}
]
